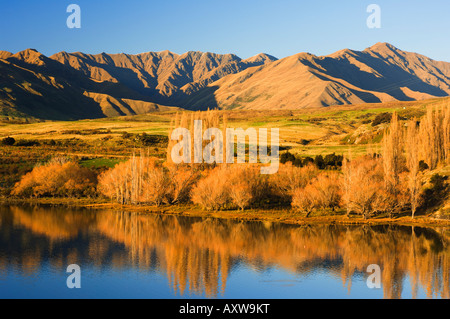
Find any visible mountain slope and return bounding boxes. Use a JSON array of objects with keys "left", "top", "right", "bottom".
[
  {"left": 50, "top": 50, "right": 277, "bottom": 107},
  {"left": 0, "top": 49, "right": 177, "bottom": 119},
  {"left": 0, "top": 49, "right": 105, "bottom": 119},
  {"left": 1, "top": 43, "right": 450, "bottom": 119},
  {"left": 193, "top": 43, "right": 450, "bottom": 110}
]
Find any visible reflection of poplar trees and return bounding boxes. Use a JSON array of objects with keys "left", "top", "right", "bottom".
[
  {"left": 1, "top": 207, "right": 449, "bottom": 298},
  {"left": 96, "top": 212, "right": 450, "bottom": 299}
]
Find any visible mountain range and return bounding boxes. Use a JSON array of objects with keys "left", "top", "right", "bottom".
[{"left": 1, "top": 43, "right": 449, "bottom": 120}]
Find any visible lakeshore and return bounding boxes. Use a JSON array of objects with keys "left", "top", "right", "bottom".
[{"left": 2, "top": 197, "right": 449, "bottom": 228}]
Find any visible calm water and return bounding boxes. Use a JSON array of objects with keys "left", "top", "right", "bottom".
[{"left": 0, "top": 205, "right": 448, "bottom": 299}]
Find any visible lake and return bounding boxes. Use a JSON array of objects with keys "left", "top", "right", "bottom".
[{"left": 0, "top": 205, "right": 448, "bottom": 299}]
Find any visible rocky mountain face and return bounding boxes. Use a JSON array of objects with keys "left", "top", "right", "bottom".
[
  {"left": 1, "top": 43, "right": 449, "bottom": 119},
  {"left": 202, "top": 43, "right": 450, "bottom": 110}
]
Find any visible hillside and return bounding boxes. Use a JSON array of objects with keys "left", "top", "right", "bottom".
[
  {"left": 1, "top": 43, "right": 450, "bottom": 119},
  {"left": 203, "top": 43, "right": 450, "bottom": 110},
  {"left": 0, "top": 49, "right": 175, "bottom": 120},
  {"left": 0, "top": 49, "right": 276, "bottom": 119},
  {"left": 50, "top": 50, "right": 277, "bottom": 107}
]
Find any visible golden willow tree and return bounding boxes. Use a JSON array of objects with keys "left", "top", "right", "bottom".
[
  {"left": 382, "top": 103, "right": 450, "bottom": 218},
  {"left": 166, "top": 109, "right": 227, "bottom": 166},
  {"left": 98, "top": 152, "right": 198, "bottom": 206},
  {"left": 342, "top": 103, "right": 449, "bottom": 219},
  {"left": 382, "top": 112, "right": 408, "bottom": 217},
  {"left": 417, "top": 104, "right": 450, "bottom": 168},
  {"left": 341, "top": 155, "right": 386, "bottom": 219},
  {"left": 405, "top": 118, "right": 422, "bottom": 218},
  {"left": 12, "top": 158, "right": 96, "bottom": 198}
]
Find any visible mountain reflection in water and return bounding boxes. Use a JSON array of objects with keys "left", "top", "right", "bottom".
[{"left": 0, "top": 205, "right": 448, "bottom": 299}]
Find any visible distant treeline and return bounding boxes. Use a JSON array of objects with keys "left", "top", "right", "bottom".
[
  {"left": 280, "top": 151, "right": 343, "bottom": 170},
  {"left": 1, "top": 132, "right": 169, "bottom": 148}
]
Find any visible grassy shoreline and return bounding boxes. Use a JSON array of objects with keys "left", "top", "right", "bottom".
[{"left": 2, "top": 197, "right": 449, "bottom": 228}]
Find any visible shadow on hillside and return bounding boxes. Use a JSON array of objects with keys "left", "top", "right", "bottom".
[
  {"left": 297, "top": 51, "right": 449, "bottom": 104},
  {"left": 309, "top": 71, "right": 383, "bottom": 104},
  {"left": 178, "top": 85, "right": 220, "bottom": 111},
  {"left": 48, "top": 54, "right": 227, "bottom": 111},
  {"left": 315, "top": 52, "right": 449, "bottom": 100},
  {"left": 0, "top": 59, "right": 105, "bottom": 120},
  {"left": 35, "top": 56, "right": 221, "bottom": 115}
]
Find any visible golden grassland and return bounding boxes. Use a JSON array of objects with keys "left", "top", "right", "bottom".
[{"left": 1, "top": 97, "right": 444, "bottom": 157}]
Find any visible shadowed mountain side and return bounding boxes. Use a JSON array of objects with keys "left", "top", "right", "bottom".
[
  {"left": 0, "top": 58, "right": 105, "bottom": 120},
  {"left": 0, "top": 49, "right": 177, "bottom": 119},
  {"left": 50, "top": 50, "right": 278, "bottom": 107},
  {"left": 2, "top": 44, "right": 450, "bottom": 118},
  {"left": 315, "top": 45, "right": 450, "bottom": 100},
  {"left": 178, "top": 86, "right": 220, "bottom": 111},
  {"left": 84, "top": 92, "right": 178, "bottom": 117},
  {"left": 307, "top": 71, "right": 384, "bottom": 104},
  {"left": 8, "top": 49, "right": 163, "bottom": 103}
]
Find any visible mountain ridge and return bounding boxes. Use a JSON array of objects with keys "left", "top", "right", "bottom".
[
  {"left": 201, "top": 42, "right": 450, "bottom": 110},
  {"left": 1, "top": 43, "right": 449, "bottom": 119}
]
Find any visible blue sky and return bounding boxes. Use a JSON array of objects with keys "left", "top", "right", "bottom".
[{"left": 1, "top": 0, "right": 449, "bottom": 61}]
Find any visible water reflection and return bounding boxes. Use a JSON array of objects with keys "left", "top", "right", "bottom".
[{"left": 0, "top": 205, "right": 449, "bottom": 298}]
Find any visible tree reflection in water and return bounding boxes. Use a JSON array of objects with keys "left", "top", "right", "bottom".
[{"left": 0, "top": 206, "right": 448, "bottom": 299}]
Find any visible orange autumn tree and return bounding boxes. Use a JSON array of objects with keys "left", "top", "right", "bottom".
[
  {"left": 381, "top": 111, "right": 409, "bottom": 218},
  {"left": 418, "top": 104, "right": 450, "bottom": 169},
  {"left": 380, "top": 104, "right": 450, "bottom": 217},
  {"left": 270, "top": 163, "right": 319, "bottom": 204},
  {"left": 291, "top": 184, "right": 318, "bottom": 217},
  {"left": 291, "top": 171, "right": 341, "bottom": 216},
  {"left": 341, "top": 156, "right": 386, "bottom": 219},
  {"left": 98, "top": 155, "right": 198, "bottom": 206},
  {"left": 405, "top": 118, "right": 423, "bottom": 218},
  {"left": 191, "top": 164, "right": 269, "bottom": 211},
  {"left": 12, "top": 158, "right": 97, "bottom": 198},
  {"left": 167, "top": 109, "right": 227, "bottom": 166}
]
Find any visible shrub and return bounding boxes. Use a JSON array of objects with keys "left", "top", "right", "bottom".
[
  {"left": 303, "top": 157, "right": 314, "bottom": 166},
  {"left": 323, "top": 153, "right": 343, "bottom": 168},
  {"left": 165, "top": 163, "right": 199, "bottom": 204},
  {"left": 292, "top": 172, "right": 342, "bottom": 216},
  {"left": 311, "top": 172, "right": 341, "bottom": 211},
  {"left": 191, "top": 164, "right": 269, "bottom": 211},
  {"left": 98, "top": 157, "right": 164, "bottom": 205},
  {"left": 191, "top": 166, "right": 231, "bottom": 210},
  {"left": 98, "top": 157, "right": 198, "bottom": 206},
  {"left": 372, "top": 112, "right": 392, "bottom": 126},
  {"left": 269, "top": 163, "right": 319, "bottom": 204},
  {"left": 292, "top": 184, "right": 318, "bottom": 217},
  {"left": 418, "top": 160, "right": 429, "bottom": 171},
  {"left": 341, "top": 156, "right": 386, "bottom": 219},
  {"left": 1, "top": 137, "right": 15, "bottom": 146},
  {"left": 121, "top": 131, "right": 132, "bottom": 139},
  {"left": 280, "top": 152, "right": 296, "bottom": 164},
  {"left": 420, "top": 174, "right": 449, "bottom": 210},
  {"left": 14, "top": 139, "right": 40, "bottom": 147},
  {"left": 12, "top": 160, "right": 97, "bottom": 198},
  {"left": 314, "top": 155, "right": 325, "bottom": 169},
  {"left": 280, "top": 152, "right": 342, "bottom": 169}
]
